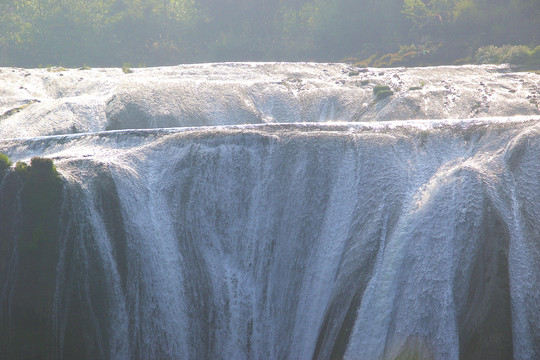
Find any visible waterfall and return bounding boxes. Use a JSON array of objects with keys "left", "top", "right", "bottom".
[{"left": 1, "top": 63, "right": 540, "bottom": 359}]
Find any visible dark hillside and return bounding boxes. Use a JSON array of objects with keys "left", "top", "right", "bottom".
[{"left": 0, "top": 0, "right": 538, "bottom": 67}]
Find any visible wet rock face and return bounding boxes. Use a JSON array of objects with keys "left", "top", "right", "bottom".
[
  {"left": 456, "top": 202, "right": 513, "bottom": 360},
  {"left": 0, "top": 160, "right": 63, "bottom": 359},
  {"left": 105, "top": 94, "right": 157, "bottom": 130}
]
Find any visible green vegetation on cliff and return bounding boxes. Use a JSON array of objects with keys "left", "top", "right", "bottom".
[
  {"left": 475, "top": 45, "right": 540, "bottom": 67},
  {"left": 0, "top": 0, "right": 538, "bottom": 67},
  {"left": 18, "top": 157, "right": 62, "bottom": 251},
  {"left": 0, "top": 153, "right": 11, "bottom": 171}
]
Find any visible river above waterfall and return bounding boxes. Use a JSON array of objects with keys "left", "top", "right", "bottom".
[{"left": 1, "top": 63, "right": 538, "bottom": 139}]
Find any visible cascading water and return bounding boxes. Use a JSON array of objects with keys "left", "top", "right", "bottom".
[{"left": 1, "top": 63, "right": 540, "bottom": 359}]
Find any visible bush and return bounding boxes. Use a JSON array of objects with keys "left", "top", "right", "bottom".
[
  {"left": 373, "top": 85, "right": 391, "bottom": 94},
  {"left": 375, "top": 89, "right": 394, "bottom": 100},
  {"left": 373, "top": 85, "right": 394, "bottom": 100},
  {"left": 0, "top": 153, "right": 12, "bottom": 171},
  {"left": 27, "top": 157, "right": 60, "bottom": 178},
  {"left": 355, "top": 45, "right": 423, "bottom": 68},
  {"left": 503, "top": 45, "right": 531, "bottom": 64},
  {"left": 528, "top": 46, "right": 540, "bottom": 66},
  {"left": 19, "top": 157, "right": 62, "bottom": 251},
  {"left": 15, "top": 161, "right": 29, "bottom": 177},
  {"left": 475, "top": 45, "right": 532, "bottom": 65},
  {"left": 354, "top": 54, "right": 378, "bottom": 67},
  {"left": 122, "top": 62, "right": 133, "bottom": 74}
]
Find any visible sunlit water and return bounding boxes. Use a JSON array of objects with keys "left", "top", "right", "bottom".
[{"left": 1, "top": 63, "right": 540, "bottom": 359}]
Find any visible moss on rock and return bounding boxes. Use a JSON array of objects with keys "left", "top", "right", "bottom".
[
  {"left": 1, "top": 156, "right": 63, "bottom": 359},
  {"left": 0, "top": 153, "right": 11, "bottom": 172}
]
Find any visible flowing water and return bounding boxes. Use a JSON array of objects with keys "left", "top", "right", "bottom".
[{"left": 1, "top": 63, "right": 540, "bottom": 359}]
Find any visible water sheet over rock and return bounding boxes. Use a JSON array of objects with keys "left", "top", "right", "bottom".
[
  {"left": 0, "top": 63, "right": 538, "bottom": 138},
  {"left": 1, "top": 63, "right": 540, "bottom": 359},
  {"left": 1, "top": 118, "right": 540, "bottom": 359}
]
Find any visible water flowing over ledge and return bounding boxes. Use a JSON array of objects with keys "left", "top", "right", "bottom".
[
  {"left": 1, "top": 64, "right": 540, "bottom": 359},
  {"left": 1, "top": 63, "right": 539, "bottom": 138}
]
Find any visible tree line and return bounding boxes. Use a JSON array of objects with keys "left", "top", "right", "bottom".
[{"left": 1, "top": 0, "right": 538, "bottom": 67}]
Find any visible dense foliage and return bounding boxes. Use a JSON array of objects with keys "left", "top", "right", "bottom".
[
  {"left": 0, "top": 153, "right": 12, "bottom": 171},
  {"left": 17, "top": 157, "right": 62, "bottom": 251},
  {"left": 0, "top": 0, "right": 539, "bottom": 67}
]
